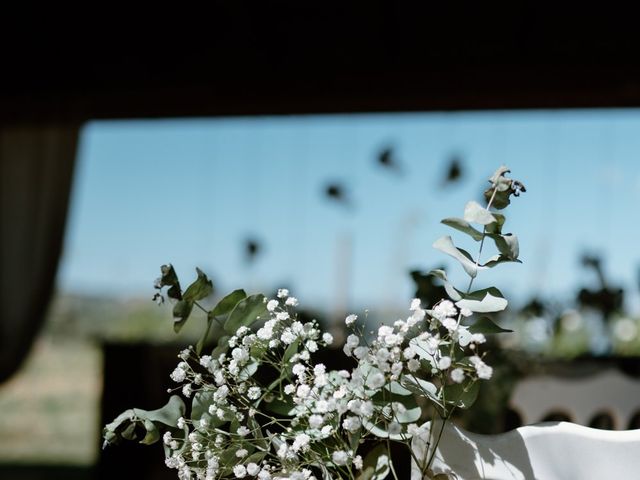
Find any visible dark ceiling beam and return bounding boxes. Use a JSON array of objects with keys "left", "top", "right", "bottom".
[{"left": 3, "top": 4, "right": 640, "bottom": 124}]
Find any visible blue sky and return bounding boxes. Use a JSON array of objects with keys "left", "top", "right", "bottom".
[{"left": 57, "top": 110, "right": 640, "bottom": 313}]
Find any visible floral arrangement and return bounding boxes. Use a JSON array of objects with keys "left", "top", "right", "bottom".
[{"left": 103, "top": 166, "right": 525, "bottom": 480}]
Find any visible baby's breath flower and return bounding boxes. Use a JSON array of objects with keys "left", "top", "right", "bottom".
[
  {"left": 451, "top": 368, "right": 465, "bottom": 383},
  {"left": 182, "top": 384, "right": 192, "bottom": 397},
  {"left": 410, "top": 298, "right": 421, "bottom": 311},
  {"left": 309, "top": 414, "right": 324, "bottom": 428},
  {"left": 342, "top": 416, "right": 361, "bottom": 433},
  {"left": 407, "top": 358, "right": 420, "bottom": 372},
  {"left": 438, "top": 356, "right": 452, "bottom": 370},
  {"left": 346, "top": 334, "right": 359, "bottom": 348},
  {"left": 470, "top": 355, "right": 493, "bottom": 379},
  {"left": 345, "top": 314, "right": 358, "bottom": 326},
  {"left": 233, "top": 464, "right": 247, "bottom": 477},
  {"left": 247, "top": 463, "right": 260, "bottom": 476},
  {"left": 267, "top": 299, "right": 279, "bottom": 312},
  {"left": 366, "top": 372, "right": 385, "bottom": 390},
  {"left": 277, "top": 288, "right": 289, "bottom": 298},
  {"left": 332, "top": 450, "right": 349, "bottom": 466},
  {"left": 322, "top": 332, "right": 334, "bottom": 344},
  {"left": 247, "top": 386, "right": 261, "bottom": 400},
  {"left": 433, "top": 300, "right": 456, "bottom": 319},
  {"left": 281, "top": 330, "right": 296, "bottom": 344},
  {"left": 170, "top": 366, "right": 186, "bottom": 383},
  {"left": 292, "top": 433, "right": 311, "bottom": 452}
]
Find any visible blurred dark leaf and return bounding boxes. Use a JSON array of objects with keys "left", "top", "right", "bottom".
[
  {"left": 377, "top": 146, "right": 401, "bottom": 174},
  {"left": 325, "top": 182, "right": 346, "bottom": 202},
  {"left": 443, "top": 155, "right": 464, "bottom": 185},
  {"left": 411, "top": 269, "right": 447, "bottom": 308},
  {"left": 245, "top": 238, "right": 261, "bottom": 263}
]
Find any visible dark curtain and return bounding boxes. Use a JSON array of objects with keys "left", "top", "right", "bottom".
[{"left": 0, "top": 124, "right": 79, "bottom": 383}]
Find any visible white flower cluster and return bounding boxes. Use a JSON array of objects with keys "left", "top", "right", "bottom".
[{"left": 159, "top": 289, "right": 493, "bottom": 479}]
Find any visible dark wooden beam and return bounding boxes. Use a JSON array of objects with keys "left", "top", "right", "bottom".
[{"left": 3, "top": 4, "right": 640, "bottom": 124}]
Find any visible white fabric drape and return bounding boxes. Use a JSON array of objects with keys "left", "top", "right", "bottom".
[{"left": 0, "top": 124, "right": 79, "bottom": 382}]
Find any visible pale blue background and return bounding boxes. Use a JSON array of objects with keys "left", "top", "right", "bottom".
[{"left": 57, "top": 110, "right": 640, "bottom": 313}]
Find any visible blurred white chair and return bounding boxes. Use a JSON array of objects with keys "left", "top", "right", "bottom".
[
  {"left": 509, "top": 369, "right": 640, "bottom": 429},
  {"left": 412, "top": 419, "right": 640, "bottom": 480}
]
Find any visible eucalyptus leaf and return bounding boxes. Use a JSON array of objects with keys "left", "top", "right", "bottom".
[
  {"left": 265, "top": 396, "right": 296, "bottom": 416},
  {"left": 197, "top": 289, "right": 246, "bottom": 354},
  {"left": 103, "top": 396, "right": 186, "bottom": 447},
  {"left": 361, "top": 418, "right": 408, "bottom": 441},
  {"left": 463, "top": 200, "right": 497, "bottom": 225},
  {"left": 464, "top": 286, "right": 505, "bottom": 302},
  {"left": 443, "top": 380, "right": 480, "bottom": 409},
  {"left": 182, "top": 268, "right": 214, "bottom": 302},
  {"left": 489, "top": 165, "right": 512, "bottom": 189},
  {"left": 237, "top": 360, "right": 259, "bottom": 381},
  {"left": 247, "top": 416, "right": 268, "bottom": 450},
  {"left": 356, "top": 444, "right": 391, "bottom": 480},
  {"left": 488, "top": 233, "right": 519, "bottom": 260},
  {"left": 244, "top": 451, "right": 267, "bottom": 465},
  {"left": 282, "top": 338, "right": 300, "bottom": 363},
  {"left": 383, "top": 381, "right": 413, "bottom": 396},
  {"left": 219, "top": 443, "right": 254, "bottom": 474},
  {"left": 485, "top": 213, "right": 506, "bottom": 234},
  {"left": 483, "top": 254, "right": 522, "bottom": 268},
  {"left": 441, "top": 218, "right": 484, "bottom": 241},
  {"left": 172, "top": 300, "right": 194, "bottom": 333},
  {"left": 135, "top": 396, "right": 186, "bottom": 426},
  {"left": 429, "top": 269, "right": 463, "bottom": 301},
  {"left": 191, "top": 391, "right": 214, "bottom": 422},
  {"left": 484, "top": 168, "right": 525, "bottom": 210},
  {"left": 141, "top": 419, "right": 160, "bottom": 445},
  {"left": 373, "top": 389, "right": 419, "bottom": 411},
  {"left": 121, "top": 422, "right": 137, "bottom": 441},
  {"left": 213, "top": 289, "right": 247, "bottom": 316},
  {"left": 400, "top": 375, "right": 443, "bottom": 407},
  {"left": 393, "top": 404, "right": 423, "bottom": 423},
  {"left": 211, "top": 335, "right": 230, "bottom": 359},
  {"left": 485, "top": 186, "right": 512, "bottom": 209},
  {"left": 456, "top": 292, "right": 508, "bottom": 313},
  {"left": 433, "top": 236, "right": 484, "bottom": 278},
  {"left": 157, "top": 264, "right": 182, "bottom": 300},
  {"left": 223, "top": 294, "right": 268, "bottom": 334},
  {"left": 469, "top": 316, "right": 512, "bottom": 334}
]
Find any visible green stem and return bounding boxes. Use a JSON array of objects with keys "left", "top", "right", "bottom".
[{"left": 466, "top": 186, "right": 498, "bottom": 294}]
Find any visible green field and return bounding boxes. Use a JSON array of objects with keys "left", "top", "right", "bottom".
[{"left": 0, "top": 337, "right": 101, "bottom": 465}]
